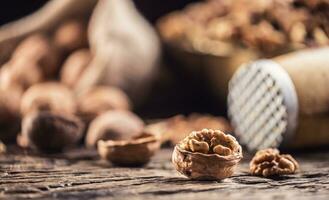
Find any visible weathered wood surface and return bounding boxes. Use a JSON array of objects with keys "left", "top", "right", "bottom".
[{"left": 0, "top": 147, "right": 328, "bottom": 200}]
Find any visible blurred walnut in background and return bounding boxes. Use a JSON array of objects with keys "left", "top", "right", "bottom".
[
  {"left": 158, "top": 0, "right": 329, "bottom": 56},
  {"left": 77, "top": 86, "right": 131, "bottom": 123},
  {"left": 146, "top": 114, "right": 232, "bottom": 145}
]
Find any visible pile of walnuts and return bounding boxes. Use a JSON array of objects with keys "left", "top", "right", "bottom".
[
  {"left": 0, "top": 19, "right": 137, "bottom": 154},
  {"left": 158, "top": 0, "right": 329, "bottom": 56}
]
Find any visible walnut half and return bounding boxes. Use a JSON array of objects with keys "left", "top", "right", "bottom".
[
  {"left": 98, "top": 133, "right": 160, "bottom": 167},
  {"left": 172, "top": 129, "right": 242, "bottom": 180},
  {"left": 250, "top": 148, "right": 299, "bottom": 177}
]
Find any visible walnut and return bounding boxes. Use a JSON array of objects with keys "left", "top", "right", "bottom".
[
  {"left": 98, "top": 133, "right": 160, "bottom": 167},
  {"left": 0, "top": 140, "right": 6, "bottom": 154},
  {"left": 0, "top": 59, "right": 44, "bottom": 91},
  {"left": 85, "top": 110, "right": 144, "bottom": 148},
  {"left": 77, "top": 86, "right": 131, "bottom": 123},
  {"left": 18, "top": 111, "right": 84, "bottom": 152},
  {"left": 60, "top": 49, "right": 91, "bottom": 88},
  {"left": 158, "top": 0, "right": 329, "bottom": 55},
  {"left": 20, "top": 82, "right": 77, "bottom": 116},
  {"left": 172, "top": 129, "right": 242, "bottom": 180},
  {"left": 145, "top": 114, "right": 232, "bottom": 145},
  {"left": 12, "top": 34, "right": 60, "bottom": 78},
  {"left": 0, "top": 86, "right": 23, "bottom": 142},
  {"left": 250, "top": 148, "right": 299, "bottom": 177},
  {"left": 53, "top": 20, "right": 88, "bottom": 53}
]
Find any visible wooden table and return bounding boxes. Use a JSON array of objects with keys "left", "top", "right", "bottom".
[{"left": 1, "top": 147, "right": 328, "bottom": 199}]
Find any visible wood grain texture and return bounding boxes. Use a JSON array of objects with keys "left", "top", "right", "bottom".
[{"left": 0, "top": 147, "right": 328, "bottom": 199}]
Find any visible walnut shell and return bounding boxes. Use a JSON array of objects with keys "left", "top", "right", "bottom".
[
  {"left": 85, "top": 110, "right": 144, "bottom": 148},
  {"left": 12, "top": 34, "right": 60, "bottom": 78},
  {"left": 53, "top": 20, "right": 88, "bottom": 53},
  {"left": 250, "top": 148, "right": 299, "bottom": 177},
  {"left": 172, "top": 146, "right": 242, "bottom": 180},
  {"left": 19, "top": 111, "right": 84, "bottom": 152},
  {"left": 20, "top": 82, "right": 77, "bottom": 116},
  {"left": 98, "top": 133, "right": 160, "bottom": 166},
  {"left": 77, "top": 86, "right": 131, "bottom": 123},
  {"left": 60, "top": 49, "right": 91, "bottom": 88},
  {"left": 172, "top": 129, "right": 242, "bottom": 180}
]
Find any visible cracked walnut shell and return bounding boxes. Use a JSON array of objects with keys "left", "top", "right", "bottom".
[
  {"left": 250, "top": 148, "right": 299, "bottom": 177},
  {"left": 172, "top": 129, "right": 242, "bottom": 180},
  {"left": 98, "top": 133, "right": 160, "bottom": 167}
]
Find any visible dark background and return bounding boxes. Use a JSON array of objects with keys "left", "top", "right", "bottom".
[{"left": 0, "top": 0, "right": 198, "bottom": 25}]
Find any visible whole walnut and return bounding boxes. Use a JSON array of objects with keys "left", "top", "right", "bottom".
[
  {"left": 18, "top": 111, "right": 84, "bottom": 152},
  {"left": 172, "top": 129, "right": 242, "bottom": 180},
  {"left": 77, "top": 86, "right": 131, "bottom": 123},
  {"left": 53, "top": 20, "right": 88, "bottom": 53},
  {"left": 0, "top": 59, "right": 44, "bottom": 91},
  {"left": 60, "top": 49, "right": 91, "bottom": 88},
  {"left": 85, "top": 110, "right": 144, "bottom": 148},
  {"left": 20, "top": 82, "right": 77, "bottom": 116},
  {"left": 12, "top": 34, "right": 60, "bottom": 78},
  {"left": 250, "top": 148, "right": 299, "bottom": 177},
  {"left": 0, "top": 140, "right": 6, "bottom": 154},
  {"left": 0, "top": 86, "right": 23, "bottom": 142}
]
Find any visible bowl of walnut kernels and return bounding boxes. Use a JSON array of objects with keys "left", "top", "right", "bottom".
[{"left": 157, "top": 0, "right": 329, "bottom": 100}]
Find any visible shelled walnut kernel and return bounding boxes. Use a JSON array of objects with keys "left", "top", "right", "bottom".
[
  {"left": 250, "top": 148, "right": 299, "bottom": 177},
  {"left": 179, "top": 129, "right": 241, "bottom": 156},
  {"left": 172, "top": 129, "right": 242, "bottom": 180}
]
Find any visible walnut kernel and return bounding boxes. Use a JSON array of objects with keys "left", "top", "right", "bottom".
[
  {"left": 172, "top": 129, "right": 242, "bottom": 180},
  {"left": 250, "top": 148, "right": 299, "bottom": 177}
]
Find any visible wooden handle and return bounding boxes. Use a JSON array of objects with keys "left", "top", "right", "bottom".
[{"left": 273, "top": 47, "right": 329, "bottom": 115}]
